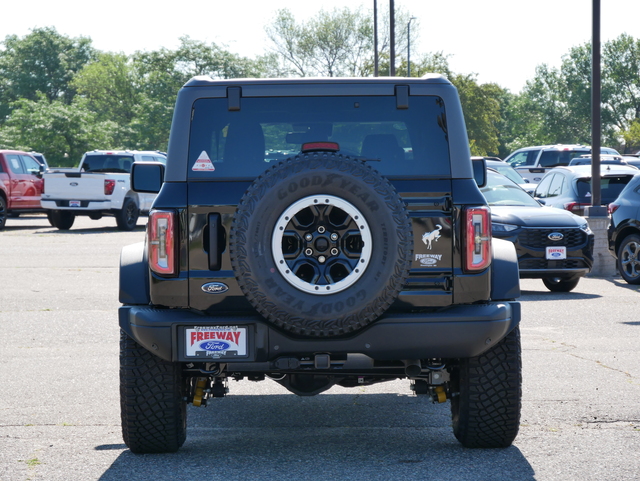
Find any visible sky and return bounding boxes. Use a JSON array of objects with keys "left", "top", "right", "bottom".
[{"left": 3, "top": 0, "right": 639, "bottom": 93}]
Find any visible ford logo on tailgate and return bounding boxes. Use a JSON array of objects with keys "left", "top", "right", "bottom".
[
  {"left": 548, "top": 232, "right": 564, "bottom": 241},
  {"left": 201, "top": 282, "right": 229, "bottom": 294}
]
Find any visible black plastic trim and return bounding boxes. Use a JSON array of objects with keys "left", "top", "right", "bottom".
[
  {"left": 491, "top": 238, "right": 521, "bottom": 300},
  {"left": 119, "top": 302, "right": 520, "bottom": 363},
  {"left": 119, "top": 242, "right": 150, "bottom": 305}
]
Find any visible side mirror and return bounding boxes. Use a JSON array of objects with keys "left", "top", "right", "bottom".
[
  {"left": 472, "top": 157, "right": 487, "bottom": 188},
  {"left": 131, "top": 162, "right": 164, "bottom": 194}
]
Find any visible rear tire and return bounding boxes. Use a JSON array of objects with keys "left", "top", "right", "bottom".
[
  {"left": 617, "top": 234, "right": 640, "bottom": 284},
  {"left": 48, "top": 210, "right": 75, "bottom": 230},
  {"left": 450, "top": 326, "right": 522, "bottom": 448},
  {"left": 119, "top": 330, "right": 187, "bottom": 454},
  {"left": 116, "top": 198, "right": 139, "bottom": 231},
  {"left": 542, "top": 276, "right": 580, "bottom": 292},
  {"left": 0, "top": 196, "right": 6, "bottom": 230}
]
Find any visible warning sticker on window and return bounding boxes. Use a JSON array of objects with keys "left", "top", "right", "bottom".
[{"left": 192, "top": 151, "right": 215, "bottom": 171}]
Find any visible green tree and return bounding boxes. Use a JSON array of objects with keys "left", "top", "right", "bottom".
[
  {"left": 0, "top": 95, "right": 118, "bottom": 166},
  {"left": 502, "top": 34, "right": 640, "bottom": 153},
  {"left": 129, "top": 37, "right": 274, "bottom": 151},
  {"left": 72, "top": 53, "right": 140, "bottom": 125},
  {"left": 452, "top": 74, "right": 504, "bottom": 156},
  {"left": 603, "top": 33, "right": 640, "bottom": 152},
  {"left": 266, "top": 6, "right": 419, "bottom": 77},
  {"left": 0, "top": 27, "right": 95, "bottom": 121},
  {"left": 266, "top": 7, "right": 372, "bottom": 77}
]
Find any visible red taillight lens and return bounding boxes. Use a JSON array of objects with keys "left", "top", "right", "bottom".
[
  {"left": 104, "top": 179, "right": 116, "bottom": 196},
  {"left": 148, "top": 210, "right": 176, "bottom": 276},
  {"left": 464, "top": 206, "right": 492, "bottom": 272},
  {"left": 564, "top": 202, "right": 590, "bottom": 212},
  {"left": 608, "top": 203, "right": 619, "bottom": 214}
]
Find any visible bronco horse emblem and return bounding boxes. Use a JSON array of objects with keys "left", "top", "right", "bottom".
[{"left": 422, "top": 225, "right": 442, "bottom": 250}]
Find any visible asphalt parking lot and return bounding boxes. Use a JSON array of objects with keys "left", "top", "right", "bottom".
[{"left": 1, "top": 215, "right": 639, "bottom": 481}]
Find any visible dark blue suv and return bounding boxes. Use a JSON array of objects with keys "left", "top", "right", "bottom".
[{"left": 608, "top": 173, "right": 640, "bottom": 284}]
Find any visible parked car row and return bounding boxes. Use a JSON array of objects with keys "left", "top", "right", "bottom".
[
  {"left": 504, "top": 144, "right": 621, "bottom": 183},
  {"left": 482, "top": 168, "right": 594, "bottom": 292},
  {"left": 0, "top": 149, "right": 165, "bottom": 230},
  {"left": 41, "top": 150, "right": 166, "bottom": 231},
  {"left": 533, "top": 164, "right": 637, "bottom": 216},
  {"left": 485, "top": 148, "right": 640, "bottom": 287}
]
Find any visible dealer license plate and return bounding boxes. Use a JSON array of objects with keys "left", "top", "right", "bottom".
[
  {"left": 185, "top": 326, "right": 247, "bottom": 358},
  {"left": 69, "top": 200, "right": 81, "bottom": 207},
  {"left": 546, "top": 246, "right": 567, "bottom": 260}
]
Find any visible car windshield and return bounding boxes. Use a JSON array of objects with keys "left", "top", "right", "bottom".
[
  {"left": 187, "top": 96, "right": 451, "bottom": 180},
  {"left": 482, "top": 171, "right": 540, "bottom": 207},
  {"left": 489, "top": 162, "right": 526, "bottom": 184}
]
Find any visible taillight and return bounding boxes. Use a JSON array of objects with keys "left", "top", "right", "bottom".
[
  {"left": 148, "top": 210, "right": 176, "bottom": 276},
  {"left": 608, "top": 203, "right": 619, "bottom": 214},
  {"left": 464, "top": 206, "right": 492, "bottom": 272},
  {"left": 104, "top": 179, "right": 116, "bottom": 196},
  {"left": 564, "top": 202, "right": 589, "bottom": 213}
]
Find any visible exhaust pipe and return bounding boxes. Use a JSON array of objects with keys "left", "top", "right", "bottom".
[{"left": 403, "top": 359, "right": 422, "bottom": 377}]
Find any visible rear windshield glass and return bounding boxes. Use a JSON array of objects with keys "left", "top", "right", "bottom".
[
  {"left": 539, "top": 150, "right": 589, "bottom": 168},
  {"left": 576, "top": 175, "right": 635, "bottom": 202},
  {"left": 82, "top": 155, "right": 134, "bottom": 173},
  {"left": 187, "top": 96, "right": 450, "bottom": 180}
]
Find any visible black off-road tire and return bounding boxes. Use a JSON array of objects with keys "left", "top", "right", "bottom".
[
  {"left": 116, "top": 198, "right": 139, "bottom": 231},
  {"left": 48, "top": 210, "right": 75, "bottom": 230},
  {"left": 542, "top": 276, "right": 580, "bottom": 292},
  {"left": 119, "top": 330, "right": 187, "bottom": 454},
  {"left": 230, "top": 153, "right": 413, "bottom": 337},
  {"left": 0, "top": 196, "right": 7, "bottom": 230},
  {"left": 450, "top": 326, "right": 522, "bottom": 448},
  {"left": 617, "top": 234, "right": 640, "bottom": 284}
]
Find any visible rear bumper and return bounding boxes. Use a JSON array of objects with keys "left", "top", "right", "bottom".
[
  {"left": 519, "top": 267, "right": 590, "bottom": 279},
  {"left": 41, "top": 199, "right": 115, "bottom": 211},
  {"left": 119, "top": 302, "right": 521, "bottom": 364}
]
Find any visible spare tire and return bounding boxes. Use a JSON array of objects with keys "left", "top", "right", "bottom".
[{"left": 230, "top": 152, "right": 412, "bottom": 337}]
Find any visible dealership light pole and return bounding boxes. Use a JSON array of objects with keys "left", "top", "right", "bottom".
[
  {"left": 590, "top": 0, "right": 603, "bottom": 213},
  {"left": 374, "top": 0, "right": 379, "bottom": 76},
  {"left": 390, "top": 0, "right": 395, "bottom": 76},
  {"left": 407, "top": 16, "right": 416, "bottom": 77}
]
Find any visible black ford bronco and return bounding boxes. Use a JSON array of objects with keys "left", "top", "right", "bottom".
[{"left": 119, "top": 75, "right": 522, "bottom": 454}]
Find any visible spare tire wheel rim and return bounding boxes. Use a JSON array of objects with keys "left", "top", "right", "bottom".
[{"left": 272, "top": 194, "right": 372, "bottom": 295}]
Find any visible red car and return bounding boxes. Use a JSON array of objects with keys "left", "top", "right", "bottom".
[{"left": 0, "top": 150, "right": 46, "bottom": 229}]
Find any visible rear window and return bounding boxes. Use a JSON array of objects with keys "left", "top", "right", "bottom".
[
  {"left": 576, "top": 175, "right": 635, "bottom": 203},
  {"left": 82, "top": 155, "right": 134, "bottom": 173},
  {"left": 187, "top": 96, "right": 451, "bottom": 180},
  {"left": 539, "top": 150, "right": 589, "bottom": 168}
]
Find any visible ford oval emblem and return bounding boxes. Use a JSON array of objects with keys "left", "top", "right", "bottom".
[
  {"left": 199, "top": 340, "right": 230, "bottom": 351},
  {"left": 201, "top": 282, "right": 229, "bottom": 294},
  {"left": 548, "top": 232, "right": 564, "bottom": 241},
  {"left": 70, "top": 182, "right": 78, "bottom": 186}
]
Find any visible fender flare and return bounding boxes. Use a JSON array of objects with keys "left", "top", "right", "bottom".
[
  {"left": 491, "top": 238, "right": 521, "bottom": 301},
  {"left": 119, "top": 241, "right": 150, "bottom": 305}
]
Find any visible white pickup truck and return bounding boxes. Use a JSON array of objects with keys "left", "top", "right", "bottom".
[{"left": 41, "top": 150, "right": 166, "bottom": 230}]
